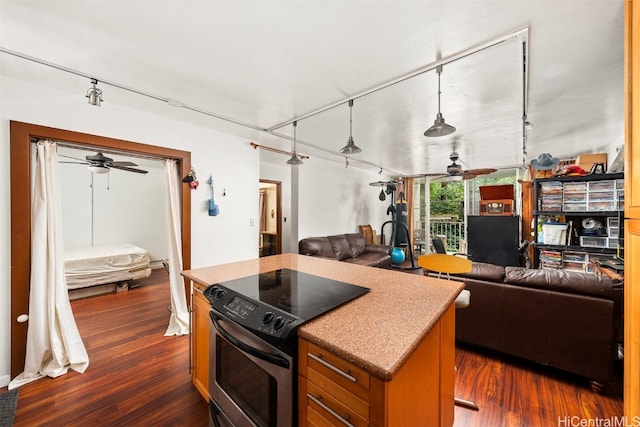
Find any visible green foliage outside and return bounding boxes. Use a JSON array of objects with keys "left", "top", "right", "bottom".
[
  {"left": 423, "top": 174, "right": 518, "bottom": 251},
  {"left": 430, "top": 182, "right": 464, "bottom": 219}
]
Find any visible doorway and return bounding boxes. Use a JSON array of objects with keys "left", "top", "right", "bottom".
[
  {"left": 9, "top": 120, "right": 192, "bottom": 378},
  {"left": 258, "top": 180, "right": 282, "bottom": 257}
]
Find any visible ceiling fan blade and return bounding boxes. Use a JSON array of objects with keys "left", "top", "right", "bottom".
[
  {"left": 58, "top": 154, "right": 87, "bottom": 162},
  {"left": 58, "top": 161, "right": 90, "bottom": 165},
  {"left": 110, "top": 161, "right": 139, "bottom": 167},
  {"left": 109, "top": 165, "right": 148, "bottom": 174},
  {"left": 464, "top": 168, "right": 497, "bottom": 176}
]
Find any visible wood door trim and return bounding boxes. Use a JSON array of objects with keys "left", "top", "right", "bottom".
[{"left": 10, "top": 120, "right": 192, "bottom": 378}]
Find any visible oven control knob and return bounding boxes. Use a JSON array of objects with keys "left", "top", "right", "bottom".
[
  {"left": 214, "top": 289, "right": 226, "bottom": 299},
  {"left": 273, "top": 316, "right": 286, "bottom": 330},
  {"left": 262, "top": 312, "right": 275, "bottom": 324}
]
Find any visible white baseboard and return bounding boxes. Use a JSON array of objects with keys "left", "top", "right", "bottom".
[
  {"left": 149, "top": 260, "right": 166, "bottom": 270},
  {"left": 0, "top": 374, "right": 10, "bottom": 387}
]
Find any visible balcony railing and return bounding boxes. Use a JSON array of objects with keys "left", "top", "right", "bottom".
[{"left": 429, "top": 219, "right": 465, "bottom": 253}]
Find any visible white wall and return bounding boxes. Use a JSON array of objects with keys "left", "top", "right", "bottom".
[
  {"left": 58, "top": 152, "right": 168, "bottom": 261},
  {"left": 298, "top": 159, "right": 390, "bottom": 239},
  {"left": 0, "top": 75, "right": 260, "bottom": 385}
]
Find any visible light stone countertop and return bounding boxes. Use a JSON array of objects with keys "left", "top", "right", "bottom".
[{"left": 182, "top": 253, "right": 463, "bottom": 381}]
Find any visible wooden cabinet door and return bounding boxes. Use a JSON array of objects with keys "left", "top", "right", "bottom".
[
  {"left": 626, "top": 0, "right": 640, "bottom": 219},
  {"left": 192, "top": 288, "right": 210, "bottom": 400},
  {"left": 625, "top": 0, "right": 640, "bottom": 419},
  {"left": 625, "top": 220, "right": 640, "bottom": 417}
]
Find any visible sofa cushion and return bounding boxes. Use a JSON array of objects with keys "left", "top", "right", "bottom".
[
  {"left": 327, "top": 234, "right": 352, "bottom": 261},
  {"left": 461, "top": 262, "right": 505, "bottom": 282},
  {"left": 298, "top": 237, "right": 335, "bottom": 259},
  {"left": 344, "top": 252, "right": 391, "bottom": 268},
  {"left": 345, "top": 233, "right": 367, "bottom": 258},
  {"left": 504, "top": 267, "right": 620, "bottom": 299}
]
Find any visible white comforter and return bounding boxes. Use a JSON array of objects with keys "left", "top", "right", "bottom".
[{"left": 64, "top": 243, "right": 151, "bottom": 289}]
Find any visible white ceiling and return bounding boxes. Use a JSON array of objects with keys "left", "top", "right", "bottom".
[{"left": 0, "top": 1, "right": 625, "bottom": 176}]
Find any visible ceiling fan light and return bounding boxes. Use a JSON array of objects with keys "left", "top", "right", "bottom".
[
  {"left": 437, "top": 175, "right": 463, "bottom": 183},
  {"left": 340, "top": 136, "right": 362, "bottom": 154},
  {"left": 424, "top": 113, "right": 457, "bottom": 137},
  {"left": 88, "top": 164, "right": 110, "bottom": 174}
]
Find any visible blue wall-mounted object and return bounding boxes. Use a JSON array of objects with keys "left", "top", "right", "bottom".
[{"left": 207, "top": 175, "right": 219, "bottom": 216}]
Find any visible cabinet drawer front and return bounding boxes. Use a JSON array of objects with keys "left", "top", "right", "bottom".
[
  {"left": 306, "top": 342, "right": 370, "bottom": 396},
  {"left": 307, "top": 367, "right": 369, "bottom": 418},
  {"left": 307, "top": 405, "right": 340, "bottom": 427},
  {"left": 305, "top": 381, "right": 369, "bottom": 427}
]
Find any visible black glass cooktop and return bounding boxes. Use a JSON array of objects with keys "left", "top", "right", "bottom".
[{"left": 213, "top": 268, "right": 370, "bottom": 322}]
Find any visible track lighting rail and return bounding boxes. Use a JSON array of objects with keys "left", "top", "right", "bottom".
[
  {"left": 0, "top": 25, "right": 529, "bottom": 175},
  {"left": 266, "top": 27, "right": 529, "bottom": 132}
]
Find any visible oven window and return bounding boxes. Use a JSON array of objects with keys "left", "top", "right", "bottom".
[{"left": 216, "top": 336, "right": 277, "bottom": 427}]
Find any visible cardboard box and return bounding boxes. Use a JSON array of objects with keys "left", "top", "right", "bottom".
[{"left": 576, "top": 153, "right": 607, "bottom": 173}]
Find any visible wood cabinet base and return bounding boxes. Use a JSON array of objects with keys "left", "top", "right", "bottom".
[{"left": 299, "top": 305, "right": 455, "bottom": 427}]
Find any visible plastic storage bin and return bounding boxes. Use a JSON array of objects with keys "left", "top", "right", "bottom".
[
  {"left": 579, "top": 236, "right": 608, "bottom": 248},
  {"left": 542, "top": 223, "right": 568, "bottom": 245}
]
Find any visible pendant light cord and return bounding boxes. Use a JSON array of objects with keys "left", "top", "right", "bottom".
[
  {"left": 293, "top": 121, "right": 297, "bottom": 152},
  {"left": 436, "top": 65, "right": 442, "bottom": 114},
  {"left": 349, "top": 99, "right": 354, "bottom": 138}
]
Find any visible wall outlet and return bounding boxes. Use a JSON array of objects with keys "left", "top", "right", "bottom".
[{"left": 249, "top": 218, "right": 255, "bottom": 226}]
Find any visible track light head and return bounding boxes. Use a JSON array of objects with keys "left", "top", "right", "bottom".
[{"left": 86, "top": 78, "right": 103, "bottom": 106}]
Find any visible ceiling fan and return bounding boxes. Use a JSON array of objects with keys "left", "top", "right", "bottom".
[
  {"left": 435, "top": 150, "right": 497, "bottom": 181},
  {"left": 409, "top": 142, "right": 497, "bottom": 181},
  {"left": 59, "top": 152, "right": 148, "bottom": 174}
]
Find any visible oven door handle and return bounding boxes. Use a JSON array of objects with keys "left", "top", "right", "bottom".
[
  {"left": 209, "top": 399, "right": 223, "bottom": 427},
  {"left": 210, "top": 311, "right": 291, "bottom": 369}
]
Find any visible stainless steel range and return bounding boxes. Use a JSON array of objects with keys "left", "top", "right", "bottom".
[{"left": 204, "top": 268, "right": 369, "bottom": 427}]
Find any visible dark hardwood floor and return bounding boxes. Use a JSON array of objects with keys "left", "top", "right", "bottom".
[
  {"left": 5, "top": 269, "right": 622, "bottom": 426},
  {"left": 453, "top": 345, "right": 623, "bottom": 426},
  {"left": 10, "top": 270, "right": 208, "bottom": 427}
]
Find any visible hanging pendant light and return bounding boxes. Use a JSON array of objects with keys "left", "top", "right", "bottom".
[
  {"left": 424, "top": 65, "right": 456, "bottom": 137},
  {"left": 286, "top": 121, "right": 304, "bottom": 165},
  {"left": 340, "top": 99, "right": 362, "bottom": 154}
]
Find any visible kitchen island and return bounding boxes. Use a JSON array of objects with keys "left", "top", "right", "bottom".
[{"left": 182, "top": 253, "right": 463, "bottom": 426}]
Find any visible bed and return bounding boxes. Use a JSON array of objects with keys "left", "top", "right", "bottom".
[{"left": 64, "top": 243, "right": 152, "bottom": 290}]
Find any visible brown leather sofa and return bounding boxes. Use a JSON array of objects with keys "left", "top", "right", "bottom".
[
  {"left": 448, "top": 262, "right": 623, "bottom": 391},
  {"left": 298, "top": 233, "right": 391, "bottom": 268}
]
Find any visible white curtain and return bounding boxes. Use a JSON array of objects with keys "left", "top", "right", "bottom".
[
  {"left": 9, "top": 141, "right": 89, "bottom": 389},
  {"left": 164, "top": 159, "right": 189, "bottom": 336}
]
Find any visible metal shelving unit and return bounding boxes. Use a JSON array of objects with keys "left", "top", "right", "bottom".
[{"left": 532, "top": 173, "right": 624, "bottom": 272}]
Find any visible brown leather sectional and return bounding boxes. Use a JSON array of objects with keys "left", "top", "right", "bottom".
[
  {"left": 298, "top": 233, "right": 391, "bottom": 268},
  {"left": 449, "top": 262, "right": 623, "bottom": 391}
]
